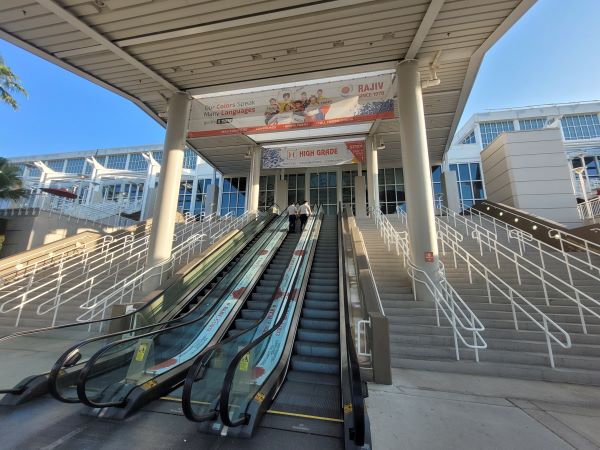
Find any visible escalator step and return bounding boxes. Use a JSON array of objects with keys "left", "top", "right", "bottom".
[
  {"left": 235, "top": 318, "right": 256, "bottom": 329},
  {"left": 302, "top": 308, "right": 338, "bottom": 320},
  {"left": 246, "top": 300, "right": 269, "bottom": 310},
  {"left": 300, "top": 318, "right": 338, "bottom": 331},
  {"left": 286, "top": 370, "right": 339, "bottom": 386},
  {"left": 307, "top": 285, "right": 337, "bottom": 293},
  {"left": 304, "top": 300, "right": 338, "bottom": 310},
  {"left": 305, "top": 292, "right": 337, "bottom": 301},
  {"left": 241, "top": 309, "right": 263, "bottom": 320},
  {"left": 291, "top": 355, "right": 339, "bottom": 374},
  {"left": 297, "top": 329, "right": 339, "bottom": 343},
  {"left": 294, "top": 341, "right": 339, "bottom": 358}
]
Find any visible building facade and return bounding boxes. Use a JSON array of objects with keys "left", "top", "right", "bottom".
[{"left": 447, "top": 101, "right": 600, "bottom": 208}]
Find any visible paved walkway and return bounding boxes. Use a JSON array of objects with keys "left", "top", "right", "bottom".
[{"left": 368, "top": 369, "right": 600, "bottom": 449}]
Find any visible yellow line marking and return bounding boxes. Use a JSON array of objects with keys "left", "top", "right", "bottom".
[
  {"left": 266, "top": 409, "right": 343, "bottom": 423},
  {"left": 160, "top": 396, "right": 210, "bottom": 406}
]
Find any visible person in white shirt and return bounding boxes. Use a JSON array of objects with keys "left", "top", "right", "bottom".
[
  {"left": 298, "top": 200, "right": 312, "bottom": 231},
  {"left": 287, "top": 203, "right": 298, "bottom": 232}
]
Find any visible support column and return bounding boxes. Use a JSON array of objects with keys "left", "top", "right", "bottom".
[
  {"left": 145, "top": 92, "right": 191, "bottom": 271},
  {"left": 441, "top": 170, "right": 461, "bottom": 213},
  {"left": 367, "top": 137, "right": 379, "bottom": 213},
  {"left": 396, "top": 60, "right": 440, "bottom": 298},
  {"left": 248, "top": 147, "right": 261, "bottom": 212}
]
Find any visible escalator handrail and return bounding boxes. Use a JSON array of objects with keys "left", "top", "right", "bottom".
[
  {"left": 72, "top": 213, "right": 289, "bottom": 408},
  {"left": 181, "top": 205, "right": 323, "bottom": 425},
  {"left": 0, "top": 212, "right": 271, "bottom": 346},
  {"left": 48, "top": 213, "right": 282, "bottom": 403},
  {"left": 217, "top": 206, "right": 323, "bottom": 427},
  {"left": 339, "top": 204, "right": 366, "bottom": 446},
  {"left": 46, "top": 213, "right": 284, "bottom": 405}
]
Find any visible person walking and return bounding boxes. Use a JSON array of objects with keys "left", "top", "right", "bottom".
[
  {"left": 298, "top": 200, "right": 312, "bottom": 231},
  {"left": 287, "top": 202, "right": 298, "bottom": 232}
]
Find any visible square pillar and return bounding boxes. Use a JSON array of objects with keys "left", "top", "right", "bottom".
[
  {"left": 354, "top": 175, "right": 367, "bottom": 218},
  {"left": 441, "top": 170, "right": 461, "bottom": 213}
]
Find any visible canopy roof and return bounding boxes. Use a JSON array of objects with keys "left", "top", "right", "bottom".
[{"left": 0, "top": 0, "right": 535, "bottom": 174}]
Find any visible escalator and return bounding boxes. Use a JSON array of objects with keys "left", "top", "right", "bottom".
[
  {"left": 182, "top": 209, "right": 369, "bottom": 449},
  {"left": 56, "top": 214, "right": 301, "bottom": 419},
  {"left": 263, "top": 216, "right": 342, "bottom": 434},
  {"left": 0, "top": 211, "right": 274, "bottom": 406}
]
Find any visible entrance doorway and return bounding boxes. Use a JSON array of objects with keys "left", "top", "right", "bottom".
[{"left": 309, "top": 171, "right": 337, "bottom": 214}]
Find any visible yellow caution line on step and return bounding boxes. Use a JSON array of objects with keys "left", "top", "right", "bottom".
[
  {"left": 160, "top": 396, "right": 210, "bottom": 406},
  {"left": 266, "top": 409, "right": 343, "bottom": 423}
]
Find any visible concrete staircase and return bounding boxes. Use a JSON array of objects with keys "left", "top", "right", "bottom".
[{"left": 356, "top": 215, "right": 600, "bottom": 386}]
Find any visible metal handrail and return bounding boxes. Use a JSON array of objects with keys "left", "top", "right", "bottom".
[
  {"left": 577, "top": 196, "right": 600, "bottom": 220},
  {"left": 438, "top": 206, "right": 600, "bottom": 334},
  {"left": 475, "top": 201, "right": 600, "bottom": 268},
  {"left": 429, "top": 217, "right": 572, "bottom": 367},
  {"left": 0, "top": 211, "right": 256, "bottom": 327},
  {"left": 464, "top": 205, "right": 600, "bottom": 277},
  {"left": 77, "top": 211, "right": 261, "bottom": 324},
  {"left": 369, "top": 207, "right": 486, "bottom": 360}
]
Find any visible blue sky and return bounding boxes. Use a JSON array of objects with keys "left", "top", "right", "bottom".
[{"left": 1, "top": 0, "right": 600, "bottom": 158}]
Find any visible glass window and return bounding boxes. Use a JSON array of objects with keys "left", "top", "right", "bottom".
[
  {"left": 105, "top": 154, "right": 127, "bottom": 170},
  {"left": 46, "top": 159, "right": 65, "bottom": 172},
  {"left": 561, "top": 114, "right": 600, "bottom": 140},
  {"left": 378, "top": 167, "right": 404, "bottom": 214},
  {"left": 449, "top": 162, "right": 486, "bottom": 211},
  {"left": 258, "top": 175, "right": 275, "bottom": 211},
  {"left": 65, "top": 158, "right": 85, "bottom": 174},
  {"left": 153, "top": 151, "right": 164, "bottom": 163},
  {"left": 519, "top": 117, "right": 545, "bottom": 130},
  {"left": 128, "top": 153, "right": 148, "bottom": 172},
  {"left": 183, "top": 149, "right": 197, "bottom": 169},
  {"left": 221, "top": 176, "right": 247, "bottom": 216},
  {"left": 479, "top": 121, "right": 515, "bottom": 147},
  {"left": 309, "top": 171, "right": 337, "bottom": 214},
  {"left": 461, "top": 131, "right": 476, "bottom": 144}
]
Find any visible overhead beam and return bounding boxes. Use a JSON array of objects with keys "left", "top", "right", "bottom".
[
  {"left": 36, "top": 0, "right": 178, "bottom": 92},
  {"left": 404, "top": 0, "right": 445, "bottom": 60}
]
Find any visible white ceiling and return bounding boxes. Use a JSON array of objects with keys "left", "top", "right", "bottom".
[{"left": 0, "top": 0, "right": 536, "bottom": 174}]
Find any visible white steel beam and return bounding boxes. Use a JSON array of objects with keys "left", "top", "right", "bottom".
[
  {"left": 35, "top": 0, "right": 178, "bottom": 92},
  {"left": 404, "top": 0, "right": 446, "bottom": 60}
]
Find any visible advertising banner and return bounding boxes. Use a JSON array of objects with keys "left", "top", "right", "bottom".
[
  {"left": 262, "top": 140, "right": 365, "bottom": 169},
  {"left": 187, "top": 73, "right": 394, "bottom": 138}
]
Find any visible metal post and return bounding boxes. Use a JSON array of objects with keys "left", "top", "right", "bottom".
[
  {"left": 248, "top": 147, "right": 261, "bottom": 212},
  {"left": 366, "top": 137, "right": 379, "bottom": 213},
  {"left": 396, "top": 60, "right": 440, "bottom": 301},
  {"left": 145, "top": 92, "right": 191, "bottom": 283}
]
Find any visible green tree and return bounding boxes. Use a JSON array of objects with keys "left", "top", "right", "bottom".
[
  {"left": 0, "top": 158, "right": 26, "bottom": 200},
  {"left": 0, "top": 56, "right": 27, "bottom": 110}
]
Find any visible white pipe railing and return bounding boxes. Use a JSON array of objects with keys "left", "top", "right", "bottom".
[
  {"left": 437, "top": 206, "right": 600, "bottom": 335},
  {"left": 368, "top": 207, "right": 486, "bottom": 361},
  {"left": 393, "top": 209, "right": 571, "bottom": 368},
  {"left": 77, "top": 233, "right": 207, "bottom": 325},
  {"left": 0, "top": 192, "right": 141, "bottom": 228},
  {"left": 473, "top": 202, "right": 600, "bottom": 272},
  {"left": 77, "top": 209, "right": 263, "bottom": 325},
  {"left": 577, "top": 197, "right": 600, "bottom": 221},
  {"left": 0, "top": 211, "right": 251, "bottom": 327}
]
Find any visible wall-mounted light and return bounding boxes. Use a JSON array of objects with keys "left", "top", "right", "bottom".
[
  {"left": 532, "top": 225, "right": 538, "bottom": 230},
  {"left": 514, "top": 218, "right": 519, "bottom": 223},
  {"left": 499, "top": 212, "right": 503, "bottom": 216},
  {"left": 377, "top": 136, "right": 386, "bottom": 151}
]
